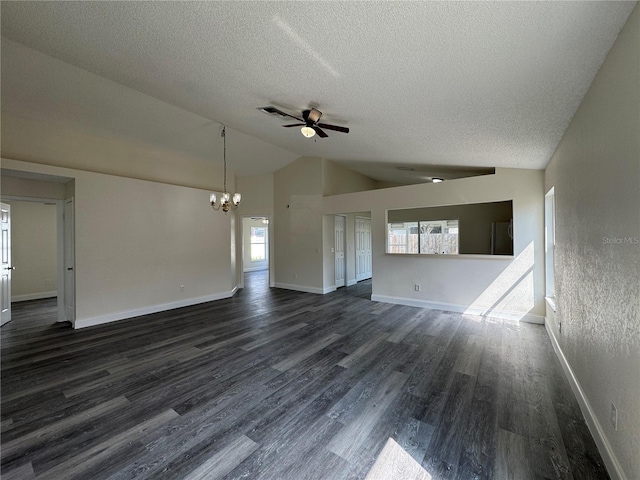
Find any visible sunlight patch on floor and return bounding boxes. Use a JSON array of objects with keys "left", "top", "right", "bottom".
[{"left": 365, "top": 438, "right": 432, "bottom": 480}]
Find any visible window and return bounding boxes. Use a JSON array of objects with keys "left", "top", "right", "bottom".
[
  {"left": 545, "top": 188, "right": 555, "bottom": 298},
  {"left": 387, "top": 201, "right": 512, "bottom": 255},
  {"left": 387, "top": 222, "right": 418, "bottom": 253},
  {"left": 387, "top": 220, "right": 459, "bottom": 254},
  {"left": 250, "top": 226, "right": 267, "bottom": 261},
  {"left": 420, "top": 220, "right": 459, "bottom": 254}
]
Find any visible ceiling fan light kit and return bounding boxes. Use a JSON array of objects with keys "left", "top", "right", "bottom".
[{"left": 300, "top": 126, "right": 316, "bottom": 138}]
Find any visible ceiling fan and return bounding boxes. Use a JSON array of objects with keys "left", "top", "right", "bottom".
[{"left": 258, "top": 106, "right": 349, "bottom": 138}]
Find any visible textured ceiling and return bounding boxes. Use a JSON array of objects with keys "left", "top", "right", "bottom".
[{"left": 1, "top": 1, "right": 636, "bottom": 177}]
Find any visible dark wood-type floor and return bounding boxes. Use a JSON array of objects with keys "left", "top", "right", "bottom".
[{"left": 1, "top": 271, "right": 609, "bottom": 479}]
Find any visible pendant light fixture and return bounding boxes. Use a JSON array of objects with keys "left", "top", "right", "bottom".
[{"left": 210, "top": 126, "right": 241, "bottom": 213}]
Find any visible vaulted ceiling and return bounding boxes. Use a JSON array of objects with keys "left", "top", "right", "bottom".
[{"left": 1, "top": 1, "right": 635, "bottom": 178}]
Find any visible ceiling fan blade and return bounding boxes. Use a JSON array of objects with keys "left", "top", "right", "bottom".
[
  {"left": 313, "top": 126, "right": 328, "bottom": 138},
  {"left": 318, "top": 123, "right": 349, "bottom": 134},
  {"left": 282, "top": 123, "right": 306, "bottom": 127}
]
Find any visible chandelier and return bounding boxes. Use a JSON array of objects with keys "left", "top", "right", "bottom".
[{"left": 210, "top": 126, "right": 241, "bottom": 212}]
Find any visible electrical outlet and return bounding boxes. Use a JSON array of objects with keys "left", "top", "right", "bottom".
[
  {"left": 610, "top": 403, "right": 618, "bottom": 430},
  {"left": 414, "top": 284, "right": 421, "bottom": 292},
  {"left": 180, "top": 285, "right": 185, "bottom": 292},
  {"left": 44, "top": 278, "right": 52, "bottom": 287},
  {"left": 294, "top": 273, "right": 298, "bottom": 279}
]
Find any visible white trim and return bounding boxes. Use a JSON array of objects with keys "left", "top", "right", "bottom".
[
  {"left": 370, "top": 294, "right": 544, "bottom": 324},
  {"left": 274, "top": 282, "right": 335, "bottom": 295},
  {"left": 384, "top": 253, "right": 514, "bottom": 260},
  {"left": 12, "top": 291, "right": 57, "bottom": 302},
  {"left": 74, "top": 289, "right": 238, "bottom": 329},
  {"left": 346, "top": 279, "right": 357, "bottom": 287},
  {"left": 545, "top": 321, "right": 625, "bottom": 480},
  {"left": 545, "top": 296, "right": 557, "bottom": 312},
  {"left": 57, "top": 199, "right": 66, "bottom": 322}
]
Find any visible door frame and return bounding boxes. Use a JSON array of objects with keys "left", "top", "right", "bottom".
[
  {"left": 64, "top": 197, "right": 75, "bottom": 323},
  {"left": 1, "top": 203, "right": 12, "bottom": 326},
  {"left": 239, "top": 214, "right": 274, "bottom": 289},
  {"left": 1, "top": 195, "right": 73, "bottom": 323},
  {"left": 334, "top": 214, "right": 347, "bottom": 288}
]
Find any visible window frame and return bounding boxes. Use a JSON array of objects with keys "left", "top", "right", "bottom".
[
  {"left": 250, "top": 226, "right": 267, "bottom": 262},
  {"left": 387, "top": 219, "right": 459, "bottom": 255}
]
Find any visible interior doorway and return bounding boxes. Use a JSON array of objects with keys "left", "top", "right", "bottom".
[
  {"left": 330, "top": 212, "right": 372, "bottom": 291},
  {"left": 240, "top": 216, "right": 272, "bottom": 291},
  {"left": 1, "top": 169, "right": 75, "bottom": 326},
  {"left": 0, "top": 197, "right": 72, "bottom": 326}
]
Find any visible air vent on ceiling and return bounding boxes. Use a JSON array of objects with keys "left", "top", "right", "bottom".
[
  {"left": 257, "top": 106, "right": 291, "bottom": 119},
  {"left": 396, "top": 166, "right": 416, "bottom": 171}
]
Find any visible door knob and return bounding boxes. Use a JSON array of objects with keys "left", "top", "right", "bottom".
[
  {"left": 67, "top": 267, "right": 74, "bottom": 271},
  {"left": 4, "top": 266, "right": 15, "bottom": 270}
]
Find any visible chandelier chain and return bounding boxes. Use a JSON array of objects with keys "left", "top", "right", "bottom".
[
  {"left": 222, "top": 126, "right": 227, "bottom": 193},
  {"left": 210, "top": 124, "right": 240, "bottom": 212}
]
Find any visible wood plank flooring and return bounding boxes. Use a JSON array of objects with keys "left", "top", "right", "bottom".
[{"left": 1, "top": 271, "right": 609, "bottom": 479}]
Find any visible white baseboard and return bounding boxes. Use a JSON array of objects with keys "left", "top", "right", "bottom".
[
  {"left": 545, "top": 321, "right": 625, "bottom": 480},
  {"left": 12, "top": 291, "right": 57, "bottom": 302},
  {"left": 274, "top": 282, "right": 335, "bottom": 295},
  {"left": 74, "top": 290, "right": 238, "bottom": 329},
  {"left": 370, "top": 294, "right": 545, "bottom": 324},
  {"left": 346, "top": 279, "right": 358, "bottom": 287}
]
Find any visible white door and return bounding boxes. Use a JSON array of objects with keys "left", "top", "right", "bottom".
[
  {"left": 356, "top": 217, "right": 372, "bottom": 281},
  {"left": 64, "top": 198, "right": 75, "bottom": 322},
  {"left": 334, "top": 215, "right": 346, "bottom": 288},
  {"left": 363, "top": 217, "right": 372, "bottom": 279},
  {"left": 1, "top": 203, "right": 13, "bottom": 326}
]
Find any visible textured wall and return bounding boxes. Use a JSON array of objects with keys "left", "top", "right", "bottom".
[{"left": 544, "top": 5, "right": 640, "bottom": 478}]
